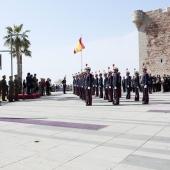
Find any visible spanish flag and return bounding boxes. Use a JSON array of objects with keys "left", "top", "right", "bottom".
[{"left": 74, "top": 37, "right": 85, "bottom": 54}]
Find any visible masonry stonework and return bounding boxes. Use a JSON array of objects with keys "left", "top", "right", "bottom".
[{"left": 132, "top": 7, "right": 170, "bottom": 76}]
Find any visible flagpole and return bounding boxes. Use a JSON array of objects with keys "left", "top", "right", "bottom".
[{"left": 81, "top": 34, "right": 83, "bottom": 72}]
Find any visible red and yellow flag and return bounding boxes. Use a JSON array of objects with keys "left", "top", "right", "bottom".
[{"left": 74, "top": 37, "right": 85, "bottom": 54}]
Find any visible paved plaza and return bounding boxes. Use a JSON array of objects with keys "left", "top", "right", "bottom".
[{"left": 0, "top": 91, "right": 170, "bottom": 170}]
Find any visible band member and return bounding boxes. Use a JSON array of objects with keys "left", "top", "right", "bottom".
[
  {"left": 122, "top": 76, "right": 126, "bottom": 92},
  {"left": 134, "top": 71, "right": 140, "bottom": 101},
  {"left": 113, "top": 67, "right": 120, "bottom": 105},
  {"left": 108, "top": 70, "right": 113, "bottom": 102},
  {"left": 126, "top": 71, "right": 131, "bottom": 99},
  {"left": 142, "top": 66, "right": 149, "bottom": 104},
  {"left": 99, "top": 73, "right": 103, "bottom": 98},
  {"left": 95, "top": 73, "right": 99, "bottom": 97},
  {"left": 104, "top": 72, "right": 109, "bottom": 100},
  {"left": 85, "top": 66, "right": 92, "bottom": 106}
]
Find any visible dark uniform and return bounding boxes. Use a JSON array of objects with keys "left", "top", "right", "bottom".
[
  {"left": 14, "top": 75, "right": 19, "bottom": 101},
  {"left": 85, "top": 67, "right": 92, "bottom": 106},
  {"left": 118, "top": 73, "right": 122, "bottom": 98},
  {"left": 62, "top": 78, "right": 66, "bottom": 94},
  {"left": 108, "top": 72, "right": 113, "bottom": 102},
  {"left": 142, "top": 68, "right": 149, "bottom": 104},
  {"left": 134, "top": 72, "right": 140, "bottom": 101},
  {"left": 122, "top": 77, "right": 126, "bottom": 92},
  {"left": 113, "top": 68, "right": 120, "bottom": 105},
  {"left": 92, "top": 75, "right": 95, "bottom": 95},
  {"left": 1, "top": 76, "right": 7, "bottom": 101},
  {"left": 95, "top": 75, "right": 99, "bottom": 97},
  {"left": 8, "top": 76, "right": 14, "bottom": 102},
  {"left": 33, "top": 74, "right": 37, "bottom": 93},
  {"left": 99, "top": 74, "right": 103, "bottom": 98},
  {"left": 126, "top": 72, "right": 131, "bottom": 99},
  {"left": 104, "top": 73, "right": 109, "bottom": 100}
]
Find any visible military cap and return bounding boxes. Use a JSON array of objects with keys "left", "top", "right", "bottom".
[
  {"left": 2, "top": 75, "right": 5, "bottom": 77},
  {"left": 108, "top": 70, "right": 113, "bottom": 73},
  {"left": 142, "top": 66, "right": 147, "bottom": 70},
  {"left": 85, "top": 67, "right": 91, "bottom": 71},
  {"left": 126, "top": 71, "right": 130, "bottom": 74},
  {"left": 113, "top": 67, "right": 118, "bottom": 71},
  {"left": 135, "top": 71, "right": 139, "bottom": 74},
  {"left": 99, "top": 73, "right": 102, "bottom": 75}
]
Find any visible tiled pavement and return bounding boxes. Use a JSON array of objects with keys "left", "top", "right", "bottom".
[{"left": 0, "top": 91, "right": 170, "bottom": 170}]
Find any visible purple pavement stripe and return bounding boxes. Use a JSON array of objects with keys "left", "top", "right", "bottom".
[
  {"left": 148, "top": 110, "right": 170, "bottom": 113},
  {"left": 0, "top": 117, "right": 107, "bottom": 130}
]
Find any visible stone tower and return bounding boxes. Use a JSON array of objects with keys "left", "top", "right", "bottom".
[{"left": 132, "top": 7, "right": 170, "bottom": 76}]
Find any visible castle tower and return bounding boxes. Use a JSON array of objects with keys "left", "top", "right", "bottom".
[{"left": 132, "top": 7, "right": 170, "bottom": 76}]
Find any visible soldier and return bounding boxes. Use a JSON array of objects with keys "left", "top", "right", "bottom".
[
  {"left": 104, "top": 72, "right": 109, "bottom": 100},
  {"left": 99, "top": 73, "right": 103, "bottom": 98},
  {"left": 73, "top": 75, "right": 76, "bottom": 94},
  {"left": 142, "top": 66, "right": 149, "bottom": 104},
  {"left": 85, "top": 66, "right": 92, "bottom": 106},
  {"left": 14, "top": 75, "right": 19, "bottom": 101},
  {"left": 33, "top": 74, "right": 37, "bottom": 93},
  {"left": 95, "top": 73, "right": 99, "bottom": 97},
  {"left": 118, "top": 72, "right": 122, "bottom": 98},
  {"left": 108, "top": 70, "right": 113, "bottom": 102},
  {"left": 113, "top": 67, "right": 120, "bottom": 105},
  {"left": 126, "top": 71, "right": 131, "bottom": 99},
  {"left": 26, "top": 73, "right": 31, "bottom": 94},
  {"left": 134, "top": 71, "right": 140, "bottom": 101},
  {"left": 122, "top": 76, "right": 126, "bottom": 92},
  {"left": 8, "top": 76, "right": 14, "bottom": 102},
  {"left": 1, "top": 75, "right": 7, "bottom": 101}
]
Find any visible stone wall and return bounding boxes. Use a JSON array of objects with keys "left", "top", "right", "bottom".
[{"left": 133, "top": 7, "right": 170, "bottom": 76}]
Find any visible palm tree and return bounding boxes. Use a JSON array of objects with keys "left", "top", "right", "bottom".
[{"left": 4, "top": 24, "right": 31, "bottom": 80}]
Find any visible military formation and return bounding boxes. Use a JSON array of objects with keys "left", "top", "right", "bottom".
[{"left": 73, "top": 65, "right": 150, "bottom": 106}]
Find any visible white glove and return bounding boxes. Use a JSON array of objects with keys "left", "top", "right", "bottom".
[
  {"left": 114, "top": 87, "right": 117, "bottom": 89},
  {"left": 88, "top": 87, "right": 90, "bottom": 89},
  {"left": 136, "top": 86, "right": 139, "bottom": 89},
  {"left": 106, "top": 87, "right": 108, "bottom": 89},
  {"left": 127, "top": 86, "right": 129, "bottom": 88},
  {"left": 82, "top": 86, "right": 83, "bottom": 88},
  {"left": 144, "top": 85, "right": 147, "bottom": 88},
  {"left": 93, "top": 85, "right": 94, "bottom": 87},
  {"left": 109, "top": 86, "right": 111, "bottom": 88}
]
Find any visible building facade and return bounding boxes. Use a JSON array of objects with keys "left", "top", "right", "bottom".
[{"left": 132, "top": 7, "right": 170, "bottom": 76}]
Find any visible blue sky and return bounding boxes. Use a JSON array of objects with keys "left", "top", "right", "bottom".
[{"left": 0, "top": 0, "right": 170, "bottom": 83}]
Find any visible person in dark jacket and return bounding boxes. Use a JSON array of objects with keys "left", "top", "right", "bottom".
[
  {"left": 142, "top": 66, "right": 149, "bottom": 104},
  {"left": 99, "top": 73, "right": 103, "bottom": 98},
  {"left": 108, "top": 70, "right": 113, "bottom": 102},
  {"left": 134, "top": 71, "right": 140, "bottom": 101},
  {"left": 113, "top": 67, "right": 120, "bottom": 105},
  {"left": 122, "top": 76, "right": 126, "bottom": 93},
  {"left": 126, "top": 71, "right": 131, "bottom": 99},
  {"left": 26, "top": 73, "right": 31, "bottom": 94},
  {"left": 104, "top": 72, "right": 109, "bottom": 100},
  {"left": 62, "top": 77, "right": 66, "bottom": 94},
  {"left": 95, "top": 74, "right": 99, "bottom": 97},
  {"left": 85, "top": 67, "right": 92, "bottom": 106}
]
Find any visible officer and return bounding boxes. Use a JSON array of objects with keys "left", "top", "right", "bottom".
[
  {"left": 14, "top": 75, "right": 19, "bottom": 101},
  {"left": 118, "top": 72, "right": 122, "bottom": 98},
  {"left": 113, "top": 67, "right": 120, "bottom": 105},
  {"left": 85, "top": 66, "right": 92, "bottom": 106},
  {"left": 142, "top": 66, "right": 149, "bottom": 104},
  {"left": 8, "top": 76, "right": 14, "bottom": 102},
  {"left": 122, "top": 76, "right": 126, "bottom": 92},
  {"left": 134, "top": 71, "right": 140, "bottom": 101},
  {"left": 108, "top": 70, "right": 113, "bottom": 102},
  {"left": 95, "top": 73, "right": 99, "bottom": 97},
  {"left": 1, "top": 75, "right": 7, "bottom": 101},
  {"left": 104, "top": 72, "right": 109, "bottom": 100},
  {"left": 62, "top": 77, "right": 67, "bottom": 94},
  {"left": 126, "top": 71, "right": 131, "bottom": 99},
  {"left": 99, "top": 73, "right": 103, "bottom": 98}
]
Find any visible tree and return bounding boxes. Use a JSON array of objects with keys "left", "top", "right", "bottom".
[{"left": 4, "top": 24, "right": 31, "bottom": 80}]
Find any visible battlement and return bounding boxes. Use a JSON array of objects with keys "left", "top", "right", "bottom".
[{"left": 132, "top": 10, "right": 144, "bottom": 30}]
